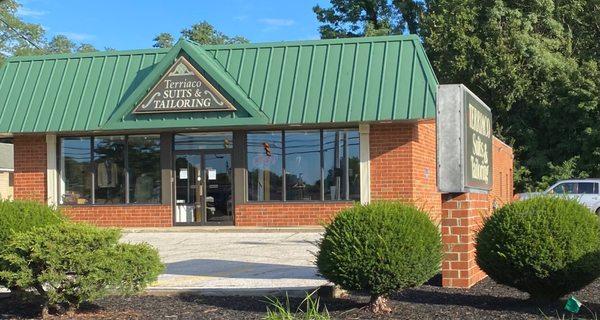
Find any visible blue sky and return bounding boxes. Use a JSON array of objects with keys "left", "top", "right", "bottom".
[{"left": 17, "top": 0, "right": 329, "bottom": 50}]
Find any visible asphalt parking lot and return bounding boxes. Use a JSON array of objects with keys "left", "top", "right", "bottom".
[{"left": 122, "top": 230, "right": 327, "bottom": 296}]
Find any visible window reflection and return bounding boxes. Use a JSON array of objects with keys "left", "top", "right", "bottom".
[
  {"left": 128, "top": 135, "right": 161, "bottom": 203},
  {"left": 285, "top": 131, "right": 321, "bottom": 201},
  {"left": 94, "top": 136, "right": 125, "bottom": 204},
  {"left": 175, "top": 133, "right": 233, "bottom": 150},
  {"left": 61, "top": 137, "right": 91, "bottom": 204},
  {"left": 246, "top": 129, "right": 360, "bottom": 202},
  {"left": 247, "top": 132, "right": 283, "bottom": 201},
  {"left": 323, "top": 130, "right": 360, "bottom": 201}
]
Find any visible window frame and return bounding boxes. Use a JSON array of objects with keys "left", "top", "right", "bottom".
[
  {"left": 58, "top": 134, "right": 162, "bottom": 205},
  {"left": 246, "top": 128, "right": 360, "bottom": 203}
]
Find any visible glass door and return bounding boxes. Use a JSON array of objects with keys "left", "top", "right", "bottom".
[
  {"left": 204, "top": 152, "right": 233, "bottom": 224},
  {"left": 174, "top": 151, "right": 233, "bottom": 225},
  {"left": 174, "top": 153, "right": 201, "bottom": 224}
]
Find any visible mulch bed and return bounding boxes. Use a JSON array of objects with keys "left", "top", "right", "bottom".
[{"left": 2, "top": 276, "right": 599, "bottom": 319}]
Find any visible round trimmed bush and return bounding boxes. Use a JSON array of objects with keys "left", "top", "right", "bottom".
[
  {"left": 316, "top": 201, "right": 441, "bottom": 312},
  {"left": 476, "top": 196, "right": 600, "bottom": 301},
  {"left": 0, "top": 200, "right": 64, "bottom": 249}
]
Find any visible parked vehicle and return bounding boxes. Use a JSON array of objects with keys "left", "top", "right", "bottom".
[{"left": 516, "top": 179, "right": 600, "bottom": 214}]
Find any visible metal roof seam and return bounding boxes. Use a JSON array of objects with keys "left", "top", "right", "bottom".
[
  {"left": 359, "top": 42, "right": 374, "bottom": 122},
  {"left": 17, "top": 60, "right": 45, "bottom": 132},
  {"left": 375, "top": 41, "right": 389, "bottom": 121},
  {"left": 69, "top": 57, "right": 95, "bottom": 131},
  {"left": 300, "top": 45, "right": 316, "bottom": 123}
]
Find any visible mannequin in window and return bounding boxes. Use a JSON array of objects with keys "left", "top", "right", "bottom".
[
  {"left": 97, "top": 160, "right": 118, "bottom": 188},
  {"left": 134, "top": 173, "right": 154, "bottom": 202}
]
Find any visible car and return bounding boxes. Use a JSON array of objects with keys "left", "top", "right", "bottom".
[{"left": 516, "top": 179, "right": 600, "bottom": 214}]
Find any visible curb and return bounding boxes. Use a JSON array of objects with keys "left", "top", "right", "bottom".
[
  {"left": 145, "top": 285, "right": 341, "bottom": 298},
  {"left": 123, "top": 227, "right": 325, "bottom": 233}
]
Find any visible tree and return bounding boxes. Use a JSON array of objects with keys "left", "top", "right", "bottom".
[
  {"left": 315, "top": 0, "right": 600, "bottom": 192},
  {"left": 0, "top": 0, "right": 45, "bottom": 64},
  {"left": 77, "top": 43, "right": 97, "bottom": 53},
  {"left": 153, "top": 32, "right": 173, "bottom": 48},
  {"left": 47, "top": 35, "right": 97, "bottom": 54},
  {"left": 47, "top": 35, "right": 75, "bottom": 53},
  {"left": 153, "top": 21, "right": 248, "bottom": 47},
  {"left": 313, "top": 0, "right": 424, "bottom": 38}
]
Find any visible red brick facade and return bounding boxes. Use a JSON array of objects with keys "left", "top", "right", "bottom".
[
  {"left": 62, "top": 205, "right": 172, "bottom": 227},
  {"left": 441, "top": 192, "right": 489, "bottom": 288},
  {"left": 12, "top": 122, "right": 514, "bottom": 288},
  {"left": 236, "top": 202, "right": 354, "bottom": 227},
  {"left": 369, "top": 120, "right": 441, "bottom": 221},
  {"left": 13, "top": 135, "right": 47, "bottom": 202}
]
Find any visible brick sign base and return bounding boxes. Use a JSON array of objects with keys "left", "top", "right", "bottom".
[{"left": 441, "top": 192, "right": 490, "bottom": 288}]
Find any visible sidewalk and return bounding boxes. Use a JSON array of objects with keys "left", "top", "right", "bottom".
[{"left": 122, "top": 230, "right": 328, "bottom": 296}]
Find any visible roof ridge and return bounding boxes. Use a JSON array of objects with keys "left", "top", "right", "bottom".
[
  {"left": 4, "top": 34, "right": 421, "bottom": 63},
  {"left": 4, "top": 47, "right": 170, "bottom": 62}
]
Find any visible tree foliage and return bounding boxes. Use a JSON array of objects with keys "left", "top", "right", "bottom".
[
  {"left": 315, "top": 0, "right": 600, "bottom": 192},
  {"left": 153, "top": 21, "right": 248, "bottom": 47}
]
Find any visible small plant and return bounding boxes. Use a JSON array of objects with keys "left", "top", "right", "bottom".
[
  {"left": 476, "top": 197, "right": 600, "bottom": 301},
  {"left": 264, "top": 292, "right": 330, "bottom": 320},
  {"left": 0, "top": 223, "right": 164, "bottom": 317},
  {"left": 316, "top": 201, "right": 441, "bottom": 313}
]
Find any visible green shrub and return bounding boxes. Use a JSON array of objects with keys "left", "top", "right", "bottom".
[
  {"left": 476, "top": 197, "right": 600, "bottom": 301},
  {"left": 0, "top": 200, "right": 64, "bottom": 249},
  {"left": 316, "top": 201, "right": 441, "bottom": 313},
  {"left": 0, "top": 223, "right": 164, "bottom": 315}
]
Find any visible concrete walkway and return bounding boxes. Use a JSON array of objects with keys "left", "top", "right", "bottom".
[{"left": 122, "top": 230, "right": 328, "bottom": 296}]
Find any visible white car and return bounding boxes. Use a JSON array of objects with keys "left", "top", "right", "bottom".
[{"left": 517, "top": 179, "right": 600, "bottom": 214}]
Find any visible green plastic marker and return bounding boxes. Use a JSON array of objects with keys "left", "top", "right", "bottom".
[{"left": 565, "top": 296, "right": 582, "bottom": 313}]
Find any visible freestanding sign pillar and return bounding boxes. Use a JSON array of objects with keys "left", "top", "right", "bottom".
[{"left": 437, "top": 84, "right": 493, "bottom": 288}]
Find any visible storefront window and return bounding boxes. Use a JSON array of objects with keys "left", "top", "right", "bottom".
[
  {"left": 94, "top": 136, "right": 125, "bottom": 204},
  {"left": 247, "top": 131, "right": 283, "bottom": 201},
  {"left": 175, "top": 132, "right": 233, "bottom": 150},
  {"left": 128, "top": 135, "right": 161, "bottom": 204},
  {"left": 60, "top": 135, "right": 161, "bottom": 205},
  {"left": 247, "top": 129, "right": 360, "bottom": 202},
  {"left": 61, "top": 137, "right": 92, "bottom": 205},
  {"left": 323, "top": 130, "right": 361, "bottom": 201},
  {"left": 285, "top": 131, "right": 321, "bottom": 201}
]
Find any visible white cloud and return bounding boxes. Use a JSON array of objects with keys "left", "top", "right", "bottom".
[
  {"left": 16, "top": 7, "right": 48, "bottom": 18},
  {"left": 258, "top": 18, "right": 295, "bottom": 27},
  {"left": 58, "top": 32, "right": 95, "bottom": 42}
]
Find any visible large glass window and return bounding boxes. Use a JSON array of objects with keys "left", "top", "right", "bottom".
[
  {"left": 285, "top": 131, "right": 321, "bottom": 201},
  {"left": 128, "top": 135, "right": 161, "bottom": 204},
  {"left": 247, "top": 132, "right": 283, "bottom": 201},
  {"left": 94, "top": 136, "right": 125, "bottom": 204},
  {"left": 60, "top": 135, "right": 161, "bottom": 205},
  {"left": 324, "top": 130, "right": 360, "bottom": 201},
  {"left": 61, "top": 137, "right": 92, "bottom": 205},
  {"left": 175, "top": 132, "right": 233, "bottom": 150},
  {"left": 247, "top": 129, "right": 360, "bottom": 202}
]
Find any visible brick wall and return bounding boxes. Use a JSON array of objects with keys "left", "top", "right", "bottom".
[
  {"left": 490, "top": 137, "right": 514, "bottom": 206},
  {"left": 236, "top": 202, "right": 354, "bottom": 226},
  {"left": 369, "top": 120, "right": 441, "bottom": 222},
  {"left": 13, "top": 135, "right": 47, "bottom": 202},
  {"left": 61, "top": 205, "right": 172, "bottom": 227},
  {"left": 441, "top": 192, "right": 489, "bottom": 288}
]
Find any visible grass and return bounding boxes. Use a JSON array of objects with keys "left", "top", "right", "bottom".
[{"left": 264, "top": 292, "right": 330, "bottom": 320}]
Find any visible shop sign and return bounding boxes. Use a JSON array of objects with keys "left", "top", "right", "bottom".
[
  {"left": 133, "top": 56, "right": 236, "bottom": 114},
  {"left": 437, "top": 84, "right": 493, "bottom": 193}
]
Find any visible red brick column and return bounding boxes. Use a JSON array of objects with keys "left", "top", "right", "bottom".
[
  {"left": 13, "top": 135, "right": 47, "bottom": 203},
  {"left": 441, "top": 192, "right": 490, "bottom": 288}
]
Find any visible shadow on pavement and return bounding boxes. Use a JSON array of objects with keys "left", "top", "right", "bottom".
[{"left": 165, "top": 259, "right": 321, "bottom": 280}]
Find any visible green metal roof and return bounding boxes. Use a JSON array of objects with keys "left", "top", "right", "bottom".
[{"left": 0, "top": 35, "right": 438, "bottom": 134}]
